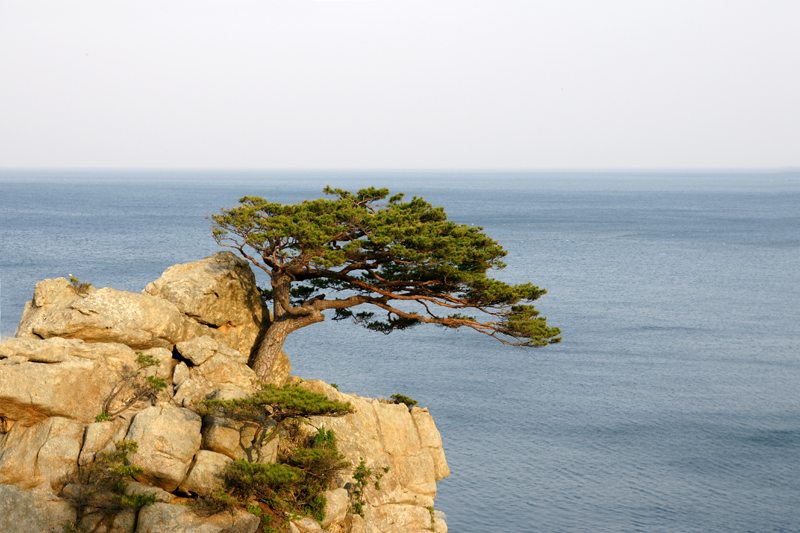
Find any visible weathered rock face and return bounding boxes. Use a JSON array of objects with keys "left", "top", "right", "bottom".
[
  {"left": 302, "top": 380, "right": 450, "bottom": 533},
  {"left": 136, "top": 502, "right": 260, "bottom": 533},
  {"left": 18, "top": 287, "right": 231, "bottom": 350},
  {"left": 144, "top": 252, "right": 269, "bottom": 359},
  {"left": 0, "top": 338, "right": 143, "bottom": 426},
  {"left": 0, "top": 256, "right": 451, "bottom": 533},
  {"left": 171, "top": 336, "right": 261, "bottom": 407},
  {"left": 0, "top": 416, "right": 84, "bottom": 490},
  {"left": 125, "top": 406, "right": 203, "bottom": 492},
  {"left": 178, "top": 450, "right": 232, "bottom": 496},
  {"left": 0, "top": 484, "right": 77, "bottom": 533}
]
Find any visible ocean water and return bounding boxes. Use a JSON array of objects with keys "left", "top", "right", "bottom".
[{"left": 1, "top": 170, "right": 799, "bottom": 532}]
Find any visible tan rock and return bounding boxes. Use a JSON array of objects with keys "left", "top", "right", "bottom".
[
  {"left": 323, "top": 488, "right": 350, "bottom": 527},
  {"left": 14, "top": 277, "right": 88, "bottom": 338},
  {"left": 125, "top": 406, "right": 202, "bottom": 492},
  {"left": 0, "top": 338, "right": 141, "bottom": 425},
  {"left": 79, "top": 507, "right": 137, "bottom": 533},
  {"left": 193, "top": 353, "right": 258, "bottom": 393},
  {"left": 300, "top": 380, "right": 449, "bottom": 532},
  {"left": 125, "top": 481, "right": 173, "bottom": 503},
  {"left": 178, "top": 450, "right": 232, "bottom": 496},
  {"left": 433, "top": 510, "right": 448, "bottom": 533},
  {"left": 0, "top": 416, "right": 84, "bottom": 490},
  {"left": 202, "top": 416, "right": 244, "bottom": 460},
  {"left": 291, "top": 517, "right": 325, "bottom": 532},
  {"left": 366, "top": 503, "right": 432, "bottom": 533},
  {"left": 79, "top": 419, "right": 128, "bottom": 466},
  {"left": 144, "top": 252, "right": 269, "bottom": 359},
  {"left": 177, "top": 335, "right": 247, "bottom": 366},
  {"left": 271, "top": 349, "right": 292, "bottom": 386},
  {"left": 135, "top": 502, "right": 259, "bottom": 533},
  {"left": 173, "top": 362, "right": 191, "bottom": 387},
  {"left": 26, "top": 287, "right": 230, "bottom": 350},
  {"left": 0, "top": 484, "right": 77, "bottom": 533}
]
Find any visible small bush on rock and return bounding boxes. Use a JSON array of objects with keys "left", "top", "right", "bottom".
[
  {"left": 99, "top": 352, "right": 167, "bottom": 419},
  {"left": 66, "top": 441, "right": 155, "bottom": 529},
  {"left": 192, "top": 384, "right": 354, "bottom": 530},
  {"left": 68, "top": 274, "right": 93, "bottom": 294}
]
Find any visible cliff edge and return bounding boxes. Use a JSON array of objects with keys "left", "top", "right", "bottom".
[{"left": 0, "top": 253, "right": 449, "bottom": 533}]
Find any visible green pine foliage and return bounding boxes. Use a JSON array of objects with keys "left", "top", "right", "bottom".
[
  {"left": 390, "top": 394, "right": 417, "bottom": 408},
  {"left": 210, "top": 186, "right": 561, "bottom": 361},
  {"left": 218, "top": 427, "right": 349, "bottom": 526},
  {"left": 195, "top": 383, "right": 353, "bottom": 426},
  {"left": 98, "top": 351, "right": 167, "bottom": 420},
  {"left": 66, "top": 440, "right": 156, "bottom": 529}
]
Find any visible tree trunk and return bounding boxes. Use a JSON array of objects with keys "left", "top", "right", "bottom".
[{"left": 249, "top": 275, "right": 324, "bottom": 383}]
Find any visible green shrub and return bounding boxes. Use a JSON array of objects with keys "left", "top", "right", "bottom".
[
  {"left": 100, "top": 352, "right": 166, "bottom": 419},
  {"left": 349, "top": 458, "right": 384, "bottom": 517},
  {"left": 65, "top": 440, "right": 154, "bottom": 529},
  {"left": 390, "top": 394, "right": 418, "bottom": 408},
  {"left": 68, "top": 275, "right": 92, "bottom": 295}
]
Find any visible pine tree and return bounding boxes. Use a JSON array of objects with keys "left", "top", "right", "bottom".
[{"left": 211, "top": 187, "right": 561, "bottom": 381}]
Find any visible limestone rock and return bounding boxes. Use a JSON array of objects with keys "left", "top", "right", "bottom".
[
  {"left": 125, "top": 481, "right": 173, "bottom": 503},
  {"left": 125, "top": 406, "right": 202, "bottom": 492},
  {"left": 136, "top": 503, "right": 259, "bottom": 533},
  {"left": 171, "top": 338, "right": 259, "bottom": 407},
  {"left": 271, "top": 349, "right": 292, "bottom": 386},
  {"left": 0, "top": 484, "right": 77, "bottom": 533},
  {"left": 290, "top": 517, "right": 326, "bottom": 532},
  {"left": 301, "top": 380, "right": 449, "bottom": 532},
  {"left": 322, "top": 488, "right": 350, "bottom": 527},
  {"left": 433, "top": 510, "right": 449, "bottom": 533},
  {"left": 144, "top": 252, "right": 269, "bottom": 359},
  {"left": 23, "top": 287, "right": 230, "bottom": 350},
  {"left": 79, "top": 508, "right": 138, "bottom": 533},
  {"left": 0, "top": 338, "right": 141, "bottom": 425},
  {"left": 365, "top": 503, "right": 433, "bottom": 533},
  {"left": 192, "top": 352, "right": 258, "bottom": 393},
  {"left": 177, "top": 335, "right": 247, "bottom": 366},
  {"left": 411, "top": 407, "right": 450, "bottom": 481},
  {"left": 201, "top": 416, "right": 244, "bottom": 460},
  {"left": 0, "top": 417, "right": 83, "bottom": 490},
  {"left": 15, "top": 277, "right": 88, "bottom": 338},
  {"left": 178, "top": 450, "right": 232, "bottom": 496},
  {"left": 173, "top": 362, "right": 191, "bottom": 387}
]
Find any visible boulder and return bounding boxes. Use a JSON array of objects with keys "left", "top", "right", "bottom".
[
  {"left": 301, "top": 380, "right": 449, "bottom": 529},
  {"left": 125, "top": 406, "right": 202, "bottom": 492},
  {"left": 290, "top": 517, "right": 326, "bottom": 532},
  {"left": 19, "top": 286, "right": 230, "bottom": 350},
  {"left": 0, "top": 484, "right": 77, "bottom": 533},
  {"left": 125, "top": 481, "right": 173, "bottom": 503},
  {"left": 78, "top": 508, "right": 138, "bottom": 533},
  {"left": 79, "top": 417, "right": 134, "bottom": 466},
  {"left": 171, "top": 337, "right": 259, "bottom": 406},
  {"left": 0, "top": 338, "right": 149, "bottom": 425},
  {"left": 178, "top": 450, "right": 232, "bottom": 496},
  {"left": 322, "top": 488, "right": 350, "bottom": 527},
  {"left": 135, "top": 503, "right": 260, "bottom": 533},
  {"left": 144, "top": 252, "right": 269, "bottom": 359},
  {"left": 0, "top": 416, "right": 83, "bottom": 490},
  {"left": 201, "top": 416, "right": 245, "bottom": 460},
  {"left": 14, "top": 277, "right": 89, "bottom": 338},
  {"left": 176, "top": 335, "right": 247, "bottom": 366}
]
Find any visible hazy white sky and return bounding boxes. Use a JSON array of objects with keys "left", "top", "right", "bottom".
[{"left": 1, "top": 1, "right": 798, "bottom": 169}]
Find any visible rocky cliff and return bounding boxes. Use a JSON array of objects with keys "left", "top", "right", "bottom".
[{"left": 0, "top": 253, "right": 449, "bottom": 533}]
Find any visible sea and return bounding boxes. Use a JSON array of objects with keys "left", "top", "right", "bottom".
[{"left": 1, "top": 170, "right": 799, "bottom": 533}]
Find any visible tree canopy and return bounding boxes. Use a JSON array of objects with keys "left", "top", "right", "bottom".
[{"left": 211, "top": 186, "right": 561, "bottom": 382}]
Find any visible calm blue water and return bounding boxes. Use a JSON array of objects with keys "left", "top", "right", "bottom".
[{"left": 1, "top": 170, "right": 799, "bottom": 532}]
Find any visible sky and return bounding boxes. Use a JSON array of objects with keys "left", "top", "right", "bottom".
[{"left": 1, "top": 1, "right": 798, "bottom": 170}]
